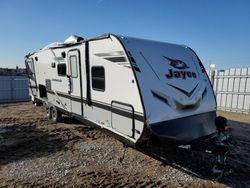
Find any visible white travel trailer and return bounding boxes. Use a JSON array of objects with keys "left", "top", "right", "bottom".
[{"left": 25, "top": 34, "right": 219, "bottom": 147}]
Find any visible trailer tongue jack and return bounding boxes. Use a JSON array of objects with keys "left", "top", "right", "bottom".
[
  {"left": 212, "top": 116, "right": 230, "bottom": 177},
  {"left": 186, "top": 116, "right": 230, "bottom": 178}
]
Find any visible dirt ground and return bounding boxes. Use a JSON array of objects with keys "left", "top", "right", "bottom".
[{"left": 0, "top": 102, "right": 249, "bottom": 187}]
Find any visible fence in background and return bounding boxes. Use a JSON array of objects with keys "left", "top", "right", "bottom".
[
  {"left": 207, "top": 67, "right": 250, "bottom": 114},
  {"left": 0, "top": 76, "right": 30, "bottom": 103},
  {"left": 1, "top": 70, "right": 249, "bottom": 113}
]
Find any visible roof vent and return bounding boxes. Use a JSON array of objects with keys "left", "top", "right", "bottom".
[{"left": 64, "top": 35, "right": 84, "bottom": 44}]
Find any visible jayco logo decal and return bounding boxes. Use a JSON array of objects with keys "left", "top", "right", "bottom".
[{"left": 163, "top": 56, "right": 197, "bottom": 79}]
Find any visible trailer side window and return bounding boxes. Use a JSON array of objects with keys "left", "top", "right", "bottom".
[
  {"left": 69, "top": 55, "right": 78, "bottom": 78},
  {"left": 57, "top": 63, "right": 66, "bottom": 76},
  {"left": 91, "top": 66, "right": 105, "bottom": 91}
]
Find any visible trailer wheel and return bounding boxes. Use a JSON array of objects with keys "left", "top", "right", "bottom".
[
  {"left": 33, "top": 100, "right": 42, "bottom": 106},
  {"left": 51, "top": 106, "right": 62, "bottom": 122},
  {"left": 46, "top": 106, "right": 51, "bottom": 119}
]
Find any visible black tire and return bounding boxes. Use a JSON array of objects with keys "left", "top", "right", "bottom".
[
  {"left": 33, "top": 101, "right": 38, "bottom": 106},
  {"left": 51, "top": 106, "right": 62, "bottom": 122},
  {"left": 46, "top": 106, "right": 51, "bottom": 119},
  {"left": 33, "top": 100, "right": 42, "bottom": 106}
]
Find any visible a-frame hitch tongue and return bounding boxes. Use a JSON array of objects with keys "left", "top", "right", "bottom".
[
  {"left": 211, "top": 116, "right": 230, "bottom": 179},
  {"left": 187, "top": 116, "right": 230, "bottom": 179}
]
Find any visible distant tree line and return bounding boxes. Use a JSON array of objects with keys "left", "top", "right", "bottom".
[{"left": 0, "top": 66, "right": 27, "bottom": 76}]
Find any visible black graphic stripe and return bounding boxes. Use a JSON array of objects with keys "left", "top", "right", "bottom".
[
  {"left": 104, "top": 57, "right": 127, "bottom": 62},
  {"left": 151, "top": 90, "right": 170, "bottom": 106},
  {"left": 94, "top": 51, "right": 124, "bottom": 57},
  {"left": 168, "top": 83, "right": 199, "bottom": 97},
  {"left": 46, "top": 90, "right": 144, "bottom": 121}
]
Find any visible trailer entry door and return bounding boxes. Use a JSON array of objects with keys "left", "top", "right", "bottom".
[
  {"left": 68, "top": 50, "right": 84, "bottom": 116},
  {"left": 25, "top": 58, "right": 37, "bottom": 99}
]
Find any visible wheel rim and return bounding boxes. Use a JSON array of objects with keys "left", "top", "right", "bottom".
[{"left": 52, "top": 108, "right": 56, "bottom": 119}]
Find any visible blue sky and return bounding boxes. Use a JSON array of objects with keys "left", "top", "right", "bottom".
[{"left": 0, "top": 0, "right": 249, "bottom": 69}]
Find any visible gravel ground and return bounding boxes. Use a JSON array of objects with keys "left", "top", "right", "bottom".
[{"left": 0, "top": 102, "right": 249, "bottom": 187}]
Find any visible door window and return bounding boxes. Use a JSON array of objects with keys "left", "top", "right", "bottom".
[{"left": 70, "top": 55, "right": 78, "bottom": 78}]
